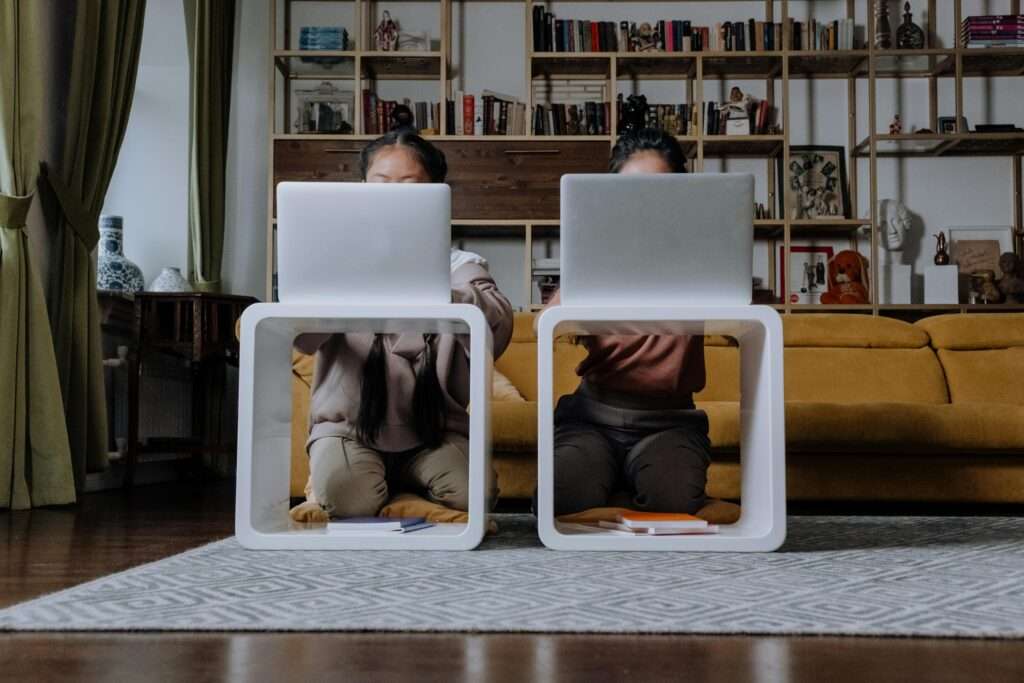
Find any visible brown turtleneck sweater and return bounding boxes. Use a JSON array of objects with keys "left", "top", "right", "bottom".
[
  {"left": 546, "top": 290, "right": 706, "bottom": 409},
  {"left": 295, "top": 262, "right": 513, "bottom": 453}
]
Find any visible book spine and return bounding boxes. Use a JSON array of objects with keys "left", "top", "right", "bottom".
[
  {"left": 749, "top": 18, "right": 757, "bottom": 51},
  {"left": 620, "top": 21, "right": 629, "bottom": 52},
  {"left": 532, "top": 5, "right": 543, "bottom": 52},
  {"left": 499, "top": 100, "right": 509, "bottom": 135},
  {"left": 462, "top": 94, "right": 473, "bottom": 136}
]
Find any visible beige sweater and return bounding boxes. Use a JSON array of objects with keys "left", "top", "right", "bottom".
[{"left": 294, "top": 262, "right": 513, "bottom": 453}]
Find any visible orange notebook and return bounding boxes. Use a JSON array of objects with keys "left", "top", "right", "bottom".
[{"left": 617, "top": 512, "right": 708, "bottom": 530}]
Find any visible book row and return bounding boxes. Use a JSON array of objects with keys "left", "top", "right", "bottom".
[{"left": 532, "top": 8, "right": 860, "bottom": 53}]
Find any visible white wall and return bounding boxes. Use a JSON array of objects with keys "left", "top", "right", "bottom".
[
  {"left": 102, "top": 0, "right": 190, "bottom": 290},
  {"left": 103, "top": 0, "right": 270, "bottom": 299},
  {"left": 105, "top": 0, "right": 1024, "bottom": 304}
]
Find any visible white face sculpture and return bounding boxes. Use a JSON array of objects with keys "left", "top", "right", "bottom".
[{"left": 879, "top": 199, "right": 909, "bottom": 251}]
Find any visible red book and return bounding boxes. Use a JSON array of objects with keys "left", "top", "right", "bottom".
[
  {"left": 666, "top": 21, "right": 674, "bottom": 52},
  {"left": 362, "top": 89, "right": 373, "bottom": 134},
  {"left": 462, "top": 95, "right": 474, "bottom": 136},
  {"left": 591, "top": 22, "right": 600, "bottom": 51}
]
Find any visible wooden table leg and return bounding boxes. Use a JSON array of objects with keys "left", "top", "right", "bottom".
[{"left": 124, "top": 346, "right": 141, "bottom": 489}]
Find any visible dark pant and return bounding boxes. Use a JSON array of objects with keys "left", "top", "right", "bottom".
[{"left": 552, "top": 392, "right": 711, "bottom": 516}]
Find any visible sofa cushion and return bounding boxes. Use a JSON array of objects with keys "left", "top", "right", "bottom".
[
  {"left": 916, "top": 313, "right": 1024, "bottom": 350},
  {"left": 698, "top": 400, "right": 1024, "bottom": 451},
  {"left": 784, "top": 314, "right": 929, "bottom": 348},
  {"left": 492, "top": 400, "right": 538, "bottom": 452},
  {"left": 937, "top": 348, "right": 1024, "bottom": 404},
  {"left": 784, "top": 347, "right": 949, "bottom": 403}
]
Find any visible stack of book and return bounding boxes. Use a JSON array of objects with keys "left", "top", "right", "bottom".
[
  {"left": 616, "top": 98, "right": 696, "bottom": 135},
  {"left": 447, "top": 91, "right": 527, "bottom": 136},
  {"left": 566, "top": 512, "right": 720, "bottom": 536},
  {"left": 533, "top": 8, "right": 620, "bottom": 52},
  {"left": 327, "top": 516, "right": 434, "bottom": 535},
  {"left": 716, "top": 20, "right": 784, "bottom": 51},
  {"left": 962, "top": 15, "right": 1024, "bottom": 48},
  {"left": 788, "top": 18, "right": 858, "bottom": 50},
  {"left": 362, "top": 91, "right": 440, "bottom": 135},
  {"left": 532, "top": 80, "right": 609, "bottom": 135}
]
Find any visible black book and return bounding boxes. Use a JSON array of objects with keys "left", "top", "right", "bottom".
[
  {"left": 682, "top": 20, "right": 692, "bottom": 37},
  {"left": 793, "top": 21, "right": 802, "bottom": 50},
  {"left": 692, "top": 27, "right": 702, "bottom": 51},
  {"left": 734, "top": 21, "right": 745, "bottom": 51},
  {"left": 749, "top": 18, "right": 757, "bottom": 51},
  {"left": 544, "top": 12, "right": 553, "bottom": 52},
  {"left": 765, "top": 22, "right": 772, "bottom": 50},
  {"left": 446, "top": 99, "right": 455, "bottom": 134},
  {"left": 674, "top": 21, "right": 683, "bottom": 51},
  {"left": 555, "top": 19, "right": 564, "bottom": 52},
  {"left": 657, "top": 20, "right": 666, "bottom": 50},
  {"left": 724, "top": 22, "right": 733, "bottom": 51},
  {"left": 532, "top": 5, "right": 544, "bottom": 52}
]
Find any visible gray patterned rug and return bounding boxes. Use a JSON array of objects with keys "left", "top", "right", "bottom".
[{"left": 3, "top": 516, "right": 1024, "bottom": 637}]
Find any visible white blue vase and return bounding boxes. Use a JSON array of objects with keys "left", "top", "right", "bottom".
[
  {"left": 149, "top": 267, "right": 192, "bottom": 293},
  {"left": 96, "top": 215, "right": 144, "bottom": 293}
]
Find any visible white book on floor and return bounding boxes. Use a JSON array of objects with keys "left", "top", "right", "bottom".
[
  {"left": 599, "top": 521, "right": 720, "bottom": 535},
  {"left": 327, "top": 516, "right": 433, "bottom": 534}
]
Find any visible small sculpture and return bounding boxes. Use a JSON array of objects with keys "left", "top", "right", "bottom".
[
  {"left": 896, "top": 2, "right": 925, "bottom": 50},
  {"left": 970, "top": 270, "right": 1003, "bottom": 304},
  {"left": 997, "top": 252, "right": 1024, "bottom": 303},
  {"left": 889, "top": 114, "right": 902, "bottom": 135},
  {"left": 636, "top": 23, "right": 656, "bottom": 52},
  {"left": 933, "top": 231, "right": 951, "bottom": 265},
  {"left": 620, "top": 94, "right": 649, "bottom": 134},
  {"left": 879, "top": 199, "right": 911, "bottom": 264},
  {"left": 389, "top": 103, "right": 415, "bottom": 131},
  {"left": 875, "top": 0, "right": 893, "bottom": 49},
  {"left": 374, "top": 11, "right": 399, "bottom": 51}
]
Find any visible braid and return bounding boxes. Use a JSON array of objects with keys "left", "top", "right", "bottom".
[
  {"left": 356, "top": 335, "right": 389, "bottom": 445},
  {"left": 412, "top": 334, "right": 447, "bottom": 448}
]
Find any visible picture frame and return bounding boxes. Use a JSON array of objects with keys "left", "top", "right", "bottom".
[
  {"left": 778, "top": 146, "right": 850, "bottom": 220},
  {"left": 937, "top": 116, "right": 969, "bottom": 134},
  {"left": 948, "top": 226, "right": 1015, "bottom": 272},
  {"left": 294, "top": 81, "right": 354, "bottom": 134},
  {"left": 779, "top": 245, "right": 835, "bottom": 305}
]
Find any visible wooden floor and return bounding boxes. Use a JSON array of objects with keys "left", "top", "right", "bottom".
[{"left": 3, "top": 481, "right": 1024, "bottom": 682}]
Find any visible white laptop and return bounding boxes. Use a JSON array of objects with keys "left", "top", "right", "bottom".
[
  {"left": 559, "top": 173, "right": 754, "bottom": 306},
  {"left": 276, "top": 182, "right": 451, "bottom": 304}
]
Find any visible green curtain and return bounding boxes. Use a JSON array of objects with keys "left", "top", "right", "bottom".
[
  {"left": 40, "top": 0, "right": 146, "bottom": 491},
  {"left": 184, "top": 0, "right": 235, "bottom": 293},
  {"left": 0, "top": 0, "right": 76, "bottom": 509}
]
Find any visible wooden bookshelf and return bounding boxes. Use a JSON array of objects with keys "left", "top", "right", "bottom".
[{"left": 267, "top": 0, "right": 1024, "bottom": 315}]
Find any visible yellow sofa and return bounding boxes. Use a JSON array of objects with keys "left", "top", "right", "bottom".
[{"left": 287, "top": 313, "right": 1024, "bottom": 504}]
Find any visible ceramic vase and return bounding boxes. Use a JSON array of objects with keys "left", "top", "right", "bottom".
[
  {"left": 149, "top": 267, "right": 192, "bottom": 293},
  {"left": 96, "top": 215, "right": 145, "bottom": 293},
  {"left": 896, "top": 2, "right": 925, "bottom": 49}
]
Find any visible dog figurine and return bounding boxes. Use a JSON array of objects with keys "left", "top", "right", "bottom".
[{"left": 820, "top": 250, "right": 870, "bottom": 304}]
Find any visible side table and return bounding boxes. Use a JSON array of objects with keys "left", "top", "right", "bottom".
[{"left": 125, "top": 292, "right": 258, "bottom": 487}]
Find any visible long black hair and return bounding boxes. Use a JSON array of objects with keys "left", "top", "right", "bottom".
[
  {"left": 609, "top": 127, "right": 688, "bottom": 174},
  {"left": 355, "top": 131, "right": 449, "bottom": 448}
]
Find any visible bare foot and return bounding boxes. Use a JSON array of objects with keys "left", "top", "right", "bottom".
[{"left": 289, "top": 500, "right": 329, "bottom": 523}]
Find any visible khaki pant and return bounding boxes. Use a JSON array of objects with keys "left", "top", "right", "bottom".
[{"left": 308, "top": 434, "right": 496, "bottom": 517}]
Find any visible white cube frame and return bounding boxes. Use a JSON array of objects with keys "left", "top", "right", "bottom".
[
  {"left": 536, "top": 305, "right": 786, "bottom": 551},
  {"left": 236, "top": 303, "right": 492, "bottom": 550}
]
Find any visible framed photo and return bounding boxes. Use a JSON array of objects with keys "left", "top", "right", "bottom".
[
  {"left": 778, "top": 146, "right": 850, "bottom": 220},
  {"left": 779, "top": 245, "right": 834, "bottom": 305},
  {"left": 294, "top": 81, "right": 354, "bottom": 134},
  {"left": 948, "top": 226, "right": 1015, "bottom": 273},
  {"left": 937, "top": 116, "right": 969, "bottom": 134}
]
